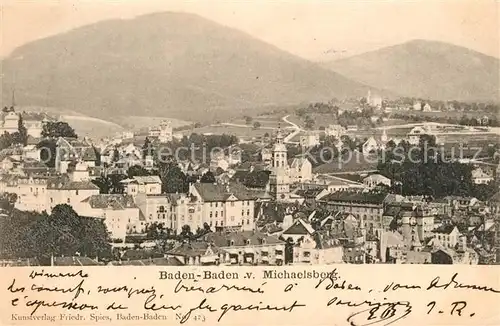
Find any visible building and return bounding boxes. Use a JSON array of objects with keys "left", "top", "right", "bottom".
[
  {"left": 122, "top": 176, "right": 162, "bottom": 195},
  {"left": 363, "top": 174, "right": 391, "bottom": 189},
  {"left": 148, "top": 120, "right": 173, "bottom": 143},
  {"left": 13, "top": 175, "right": 50, "bottom": 212},
  {"left": 0, "top": 108, "right": 47, "bottom": 138},
  {"left": 0, "top": 108, "right": 19, "bottom": 134},
  {"left": 312, "top": 175, "right": 366, "bottom": 193},
  {"left": 432, "top": 224, "right": 461, "bottom": 249},
  {"left": 288, "top": 156, "right": 313, "bottom": 183},
  {"left": 269, "top": 129, "right": 291, "bottom": 202},
  {"left": 54, "top": 137, "right": 98, "bottom": 173},
  {"left": 325, "top": 124, "right": 346, "bottom": 138},
  {"left": 367, "top": 90, "right": 382, "bottom": 107},
  {"left": 189, "top": 182, "right": 258, "bottom": 232},
  {"left": 471, "top": 167, "right": 493, "bottom": 185},
  {"left": 299, "top": 132, "right": 320, "bottom": 148},
  {"left": 12, "top": 161, "right": 100, "bottom": 214},
  {"left": 166, "top": 242, "right": 224, "bottom": 265},
  {"left": 320, "top": 192, "right": 387, "bottom": 232},
  {"left": 166, "top": 192, "right": 203, "bottom": 233},
  {"left": 423, "top": 103, "right": 432, "bottom": 112},
  {"left": 79, "top": 194, "right": 140, "bottom": 240},
  {"left": 282, "top": 218, "right": 343, "bottom": 265},
  {"left": 201, "top": 231, "right": 285, "bottom": 265},
  {"left": 362, "top": 136, "right": 381, "bottom": 155},
  {"left": 406, "top": 125, "right": 434, "bottom": 145},
  {"left": 46, "top": 162, "right": 100, "bottom": 213}
]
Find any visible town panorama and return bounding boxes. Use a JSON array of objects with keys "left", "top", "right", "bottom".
[{"left": 0, "top": 11, "right": 499, "bottom": 268}]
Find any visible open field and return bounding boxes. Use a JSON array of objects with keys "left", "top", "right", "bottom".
[
  {"left": 60, "top": 115, "right": 125, "bottom": 139},
  {"left": 181, "top": 125, "right": 272, "bottom": 138},
  {"left": 114, "top": 116, "right": 192, "bottom": 132}
]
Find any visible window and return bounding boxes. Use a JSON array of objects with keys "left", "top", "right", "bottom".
[
  {"left": 247, "top": 219, "right": 250, "bottom": 225},
  {"left": 215, "top": 211, "right": 218, "bottom": 218},
  {"left": 75, "top": 190, "right": 79, "bottom": 196},
  {"left": 215, "top": 202, "right": 218, "bottom": 208},
  {"left": 210, "top": 212, "right": 213, "bottom": 218},
  {"left": 231, "top": 202, "right": 235, "bottom": 207},
  {"left": 231, "top": 216, "right": 235, "bottom": 221},
  {"left": 67, "top": 198, "right": 70, "bottom": 203},
  {"left": 247, "top": 210, "right": 250, "bottom": 216},
  {"left": 242, "top": 210, "right": 244, "bottom": 216}
]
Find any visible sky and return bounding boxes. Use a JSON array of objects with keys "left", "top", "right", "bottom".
[{"left": 1, "top": 0, "right": 499, "bottom": 61}]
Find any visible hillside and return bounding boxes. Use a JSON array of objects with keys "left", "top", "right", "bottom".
[
  {"left": 1, "top": 12, "right": 371, "bottom": 123},
  {"left": 324, "top": 40, "right": 499, "bottom": 102}
]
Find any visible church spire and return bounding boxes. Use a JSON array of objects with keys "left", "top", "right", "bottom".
[
  {"left": 11, "top": 89, "right": 15, "bottom": 107},
  {"left": 276, "top": 123, "right": 284, "bottom": 144}
]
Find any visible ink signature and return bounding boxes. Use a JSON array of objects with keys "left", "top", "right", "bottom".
[{"left": 328, "top": 297, "right": 412, "bottom": 326}]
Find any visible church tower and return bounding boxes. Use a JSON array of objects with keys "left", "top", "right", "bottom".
[{"left": 269, "top": 126, "right": 290, "bottom": 201}]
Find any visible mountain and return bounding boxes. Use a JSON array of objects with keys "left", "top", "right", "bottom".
[
  {"left": 324, "top": 40, "right": 499, "bottom": 102},
  {"left": 1, "top": 12, "right": 371, "bottom": 123}
]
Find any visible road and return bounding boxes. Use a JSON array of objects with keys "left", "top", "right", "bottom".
[{"left": 282, "top": 115, "right": 302, "bottom": 143}]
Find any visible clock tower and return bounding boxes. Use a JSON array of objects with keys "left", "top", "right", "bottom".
[{"left": 269, "top": 127, "right": 290, "bottom": 202}]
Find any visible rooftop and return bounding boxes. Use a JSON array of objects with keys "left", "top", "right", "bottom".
[
  {"left": 321, "top": 192, "right": 387, "bottom": 205},
  {"left": 202, "top": 231, "right": 283, "bottom": 247},
  {"left": 193, "top": 182, "right": 257, "bottom": 202},
  {"left": 81, "top": 194, "right": 137, "bottom": 210}
]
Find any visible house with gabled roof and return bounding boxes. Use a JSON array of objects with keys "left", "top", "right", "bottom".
[
  {"left": 121, "top": 175, "right": 162, "bottom": 195},
  {"left": 166, "top": 241, "right": 225, "bottom": 265},
  {"left": 55, "top": 137, "right": 98, "bottom": 173},
  {"left": 289, "top": 156, "right": 313, "bottom": 183}
]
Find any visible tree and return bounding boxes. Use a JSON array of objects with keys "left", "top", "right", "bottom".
[
  {"left": 0, "top": 192, "right": 18, "bottom": 212},
  {"left": 41, "top": 121, "right": 78, "bottom": 138},
  {"left": 17, "top": 114, "right": 28, "bottom": 146},
  {"left": 142, "top": 137, "right": 153, "bottom": 159},
  {"left": 127, "top": 165, "right": 150, "bottom": 178},
  {"left": 304, "top": 115, "right": 315, "bottom": 130},
  {"left": 0, "top": 132, "right": 14, "bottom": 151},
  {"left": 92, "top": 174, "right": 126, "bottom": 194},
  {"left": 3, "top": 204, "right": 112, "bottom": 264},
  {"left": 296, "top": 107, "right": 307, "bottom": 118},
  {"left": 200, "top": 171, "right": 216, "bottom": 183},
  {"left": 179, "top": 225, "right": 194, "bottom": 240},
  {"left": 112, "top": 147, "right": 120, "bottom": 163},
  {"left": 253, "top": 121, "right": 261, "bottom": 129},
  {"left": 158, "top": 161, "right": 187, "bottom": 193},
  {"left": 244, "top": 116, "right": 253, "bottom": 125}
]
